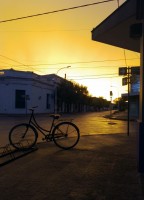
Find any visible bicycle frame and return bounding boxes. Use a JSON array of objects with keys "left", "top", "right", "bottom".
[
  {"left": 28, "top": 110, "right": 56, "bottom": 138},
  {"left": 9, "top": 108, "right": 80, "bottom": 150}
]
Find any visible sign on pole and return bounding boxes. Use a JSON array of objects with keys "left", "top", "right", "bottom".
[
  {"left": 131, "top": 66, "right": 140, "bottom": 75},
  {"left": 122, "top": 77, "right": 128, "bottom": 86},
  {"left": 119, "top": 67, "right": 127, "bottom": 75}
]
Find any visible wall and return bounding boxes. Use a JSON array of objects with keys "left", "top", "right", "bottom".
[{"left": 0, "top": 69, "right": 54, "bottom": 114}]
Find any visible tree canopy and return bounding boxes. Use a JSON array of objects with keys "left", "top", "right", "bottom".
[{"left": 57, "top": 79, "right": 110, "bottom": 112}]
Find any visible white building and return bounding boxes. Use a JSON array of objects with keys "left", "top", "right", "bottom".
[{"left": 0, "top": 69, "right": 55, "bottom": 114}]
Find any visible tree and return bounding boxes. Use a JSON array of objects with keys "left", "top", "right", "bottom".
[
  {"left": 113, "top": 97, "right": 127, "bottom": 111},
  {"left": 57, "top": 79, "right": 110, "bottom": 113}
]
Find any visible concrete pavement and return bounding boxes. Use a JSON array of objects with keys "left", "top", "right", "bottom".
[
  {"left": 105, "top": 110, "right": 137, "bottom": 121},
  {"left": 0, "top": 132, "right": 144, "bottom": 200}
]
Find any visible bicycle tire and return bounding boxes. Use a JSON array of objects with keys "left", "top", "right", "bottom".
[
  {"left": 9, "top": 123, "right": 38, "bottom": 150},
  {"left": 52, "top": 122, "right": 80, "bottom": 150}
]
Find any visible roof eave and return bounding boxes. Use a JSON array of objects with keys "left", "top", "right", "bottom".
[{"left": 92, "top": 0, "right": 140, "bottom": 53}]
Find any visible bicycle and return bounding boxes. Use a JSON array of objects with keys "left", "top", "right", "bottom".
[{"left": 9, "top": 107, "right": 80, "bottom": 150}]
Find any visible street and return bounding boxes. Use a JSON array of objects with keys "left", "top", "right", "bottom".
[
  {"left": 0, "top": 111, "right": 143, "bottom": 200},
  {"left": 0, "top": 111, "right": 138, "bottom": 147}
]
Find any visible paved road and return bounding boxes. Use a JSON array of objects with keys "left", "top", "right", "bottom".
[
  {"left": 0, "top": 111, "right": 138, "bottom": 146},
  {"left": 0, "top": 134, "right": 143, "bottom": 200},
  {"left": 0, "top": 111, "right": 143, "bottom": 200}
]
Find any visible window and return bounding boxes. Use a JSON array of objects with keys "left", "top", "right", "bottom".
[
  {"left": 15, "top": 90, "right": 26, "bottom": 108},
  {"left": 46, "top": 94, "right": 50, "bottom": 109}
]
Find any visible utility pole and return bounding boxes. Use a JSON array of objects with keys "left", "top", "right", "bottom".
[
  {"left": 119, "top": 67, "right": 130, "bottom": 136},
  {"left": 127, "top": 67, "right": 130, "bottom": 136},
  {"left": 136, "top": 0, "right": 144, "bottom": 173}
]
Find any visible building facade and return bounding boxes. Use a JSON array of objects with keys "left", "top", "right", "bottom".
[
  {"left": 0, "top": 69, "right": 55, "bottom": 114},
  {"left": 129, "top": 73, "right": 140, "bottom": 119}
]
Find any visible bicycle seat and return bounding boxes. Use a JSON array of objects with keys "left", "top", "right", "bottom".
[
  {"left": 29, "top": 106, "right": 38, "bottom": 111},
  {"left": 49, "top": 114, "right": 61, "bottom": 119}
]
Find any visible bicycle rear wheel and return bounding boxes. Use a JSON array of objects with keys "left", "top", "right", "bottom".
[
  {"left": 52, "top": 122, "right": 80, "bottom": 150},
  {"left": 9, "top": 123, "right": 38, "bottom": 150}
]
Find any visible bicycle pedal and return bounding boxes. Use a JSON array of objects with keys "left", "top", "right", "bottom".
[{"left": 45, "top": 137, "right": 53, "bottom": 142}]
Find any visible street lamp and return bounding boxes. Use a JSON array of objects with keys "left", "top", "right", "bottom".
[
  {"left": 54, "top": 66, "right": 71, "bottom": 113},
  {"left": 56, "top": 66, "right": 71, "bottom": 76}
]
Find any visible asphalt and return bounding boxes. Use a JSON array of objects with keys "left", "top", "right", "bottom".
[
  {"left": 0, "top": 112, "right": 144, "bottom": 200},
  {"left": 0, "top": 134, "right": 143, "bottom": 200}
]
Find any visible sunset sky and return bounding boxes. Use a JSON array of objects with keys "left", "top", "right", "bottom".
[{"left": 0, "top": 0, "right": 140, "bottom": 100}]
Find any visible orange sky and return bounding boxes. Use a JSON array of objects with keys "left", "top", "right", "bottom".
[{"left": 0, "top": 0, "right": 140, "bottom": 100}]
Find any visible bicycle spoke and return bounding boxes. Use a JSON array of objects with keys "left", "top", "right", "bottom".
[
  {"left": 9, "top": 124, "right": 37, "bottom": 150},
  {"left": 52, "top": 122, "right": 80, "bottom": 150}
]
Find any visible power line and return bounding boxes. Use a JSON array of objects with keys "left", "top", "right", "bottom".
[
  {"left": 0, "top": 0, "right": 115, "bottom": 23},
  {"left": 0, "top": 57, "right": 139, "bottom": 75},
  {"left": 0, "top": 54, "right": 44, "bottom": 74},
  {"left": 0, "top": 29, "right": 90, "bottom": 33},
  {"left": 69, "top": 73, "right": 118, "bottom": 79},
  {"left": 69, "top": 73, "right": 118, "bottom": 77},
  {"left": 8, "top": 57, "right": 139, "bottom": 68},
  {"left": 0, "top": 65, "right": 117, "bottom": 69},
  {"left": 123, "top": 49, "right": 128, "bottom": 67},
  {"left": 0, "top": 54, "right": 27, "bottom": 66},
  {"left": 0, "top": 60, "right": 14, "bottom": 66},
  {"left": 0, "top": 53, "right": 139, "bottom": 73},
  {"left": 69, "top": 75, "right": 119, "bottom": 80}
]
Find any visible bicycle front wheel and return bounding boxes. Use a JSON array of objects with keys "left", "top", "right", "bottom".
[
  {"left": 52, "top": 122, "right": 80, "bottom": 150},
  {"left": 9, "top": 123, "right": 38, "bottom": 150}
]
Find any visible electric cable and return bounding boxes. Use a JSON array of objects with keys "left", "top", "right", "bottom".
[
  {"left": 0, "top": 0, "right": 116, "bottom": 23},
  {"left": 6, "top": 57, "right": 139, "bottom": 68}
]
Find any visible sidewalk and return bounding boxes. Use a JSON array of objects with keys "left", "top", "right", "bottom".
[
  {"left": 0, "top": 133, "right": 143, "bottom": 200},
  {"left": 105, "top": 110, "right": 136, "bottom": 121}
]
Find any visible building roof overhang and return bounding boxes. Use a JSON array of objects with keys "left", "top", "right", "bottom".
[{"left": 92, "top": 0, "right": 140, "bottom": 53}]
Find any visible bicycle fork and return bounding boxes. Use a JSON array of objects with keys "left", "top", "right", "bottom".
[{"left": 22, "top": 125, "right": 29, "bottom": 138}]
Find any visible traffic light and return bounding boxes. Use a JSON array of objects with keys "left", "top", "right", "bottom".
[{"left": 110, "top": 91, "right": 113, "bottom": 96}]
